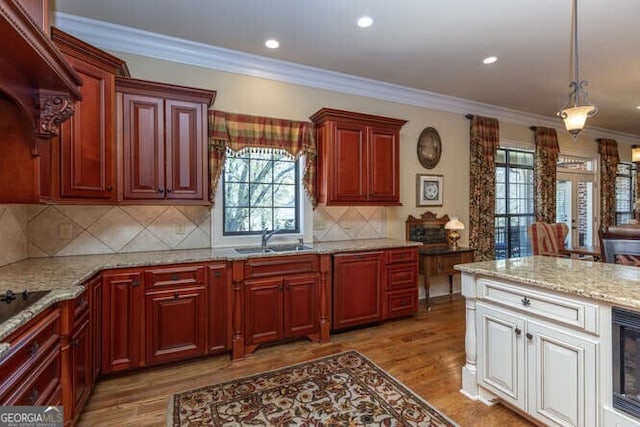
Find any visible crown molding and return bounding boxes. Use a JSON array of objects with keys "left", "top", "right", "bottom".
[{"left": 55, "top": 12, "right": 640, "bottom": 143}]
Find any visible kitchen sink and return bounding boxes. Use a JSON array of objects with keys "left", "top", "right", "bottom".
[{"left": 234, "top": 244, "right": 312, "bottom": 254}]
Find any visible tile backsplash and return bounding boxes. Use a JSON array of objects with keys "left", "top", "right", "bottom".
[
  {"left": 0, "top": 203, "right": 386, "bottom": 267},
  {"left": 312, "top": 206, "right": 386, "bottom": 241},
  {"left": 25, "top": 205, "right": 211, "bottom": 259}
]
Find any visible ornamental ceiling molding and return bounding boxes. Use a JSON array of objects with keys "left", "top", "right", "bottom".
[{"left": 56, "top": 12, "right": 640, "bottom": 144}]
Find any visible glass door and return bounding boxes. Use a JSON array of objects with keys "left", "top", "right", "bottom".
[{"left": 556, "top": 171, "right": 597, "bottom": 247}]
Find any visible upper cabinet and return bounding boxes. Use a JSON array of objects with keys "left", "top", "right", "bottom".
[
  {"left": 116, "top": 77, "right": 216, "bottom": 204},
  {"left": 0, "top": 0, "right": 82, "bottom": 203},
  {"left": 47, "top": 28, "right": 129, "bottom": 202},
  {"left": 310, "top": 108, "right": 407, "bottom": 206}
]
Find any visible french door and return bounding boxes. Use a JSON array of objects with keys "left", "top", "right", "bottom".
[{"left": 556, "top": 171, "right": 597, "bottom": 247}]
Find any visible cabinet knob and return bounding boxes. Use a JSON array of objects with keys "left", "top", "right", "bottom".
[
  {"left": 526, "top": 333, "right": 533, "bottom": 340},
  {"left": 157, "top": 188, "right": 164, "bottom": 193},
  {"left": 170, "top": 274, "right": 179, "bottom": 281},
  {"left": 106, "top": 186, "right": 113, "bottom": 192},
  {"left": 514, "top": 327, "right": 522, "bottom": 336},
  {"left": 30, "top": 341, "right": 40, "bottom": 356},
  {"left": 131, "top": 279, "right": 140, "bottom": 287},
  {"left": 28, "top": 388, "right": 39, "bottom": 404},
  {"left": 174, "top": 292, "right": 179, "bottom": 299},
  {"left": 521, "top": 297, "right": 531, "bottom": 306},
  {"left": 214, "top": 271, "right": 221, "bottom": 278},
  {"left": 166, "top": 188, "right": 173, "bottom": 193}
]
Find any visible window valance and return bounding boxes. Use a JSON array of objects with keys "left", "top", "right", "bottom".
[{"left": 208, "top": 110, "right": 317, "bottom": 206}]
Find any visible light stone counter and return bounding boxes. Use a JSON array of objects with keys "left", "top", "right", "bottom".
[
  {"left": 455, "top": 255, "right": 640, "bottom": 309},
  {"left": 0, "top": 238, "right": 420, "bottom": 358}
]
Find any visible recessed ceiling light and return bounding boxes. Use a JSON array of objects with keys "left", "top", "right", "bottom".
[
  {"left": 636, "top": 106, "right": 640, "bottom": 110},
  {"left": 265, "top": 39, "right": 280, "bottom": 49},
  {"left": 482, "top": 56, "right": 498, "bottom": 65},
  {"left": 357, "top": 16, "right": 374, "bottom": 28}
]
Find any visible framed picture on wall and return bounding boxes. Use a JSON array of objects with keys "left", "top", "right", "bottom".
[{"left": 416, "top": 174, "right": 443, "bottom": 206}]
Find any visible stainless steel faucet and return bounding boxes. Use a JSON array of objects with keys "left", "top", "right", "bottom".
[{"left": 261, "top": 228, "right": 279, "bottom": 251}]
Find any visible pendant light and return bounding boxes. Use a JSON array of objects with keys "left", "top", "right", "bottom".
[{"left": 557, "top": 0, "right": 597, "bottom": 139}]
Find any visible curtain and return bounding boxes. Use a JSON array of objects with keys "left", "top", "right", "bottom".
[
  {"left": 208, "top": 111, "right": 317, "bottom": 206},
  {"left": 636, "top": 166, "right": 640, "bottom": 221},
  {"left": 533, "top": 127, "right": 560, "bottom": 223},
  {"left": 469, "top": 115, "right": 499, "bottom": 261},
  {"left": 598, "top": 138, "right": 619, "bottom": 232}
]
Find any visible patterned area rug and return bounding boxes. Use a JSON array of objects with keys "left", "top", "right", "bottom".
[{"left": 169, "top": 350, "right": 457, "bottom": 426}]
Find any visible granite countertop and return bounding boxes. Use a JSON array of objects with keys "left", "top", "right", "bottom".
[
  {"left": 455, "top": 255, "right": 640, "bottom": 309},
  {"left": 0, "top": 238, "right": 420, "bottom": 358}
]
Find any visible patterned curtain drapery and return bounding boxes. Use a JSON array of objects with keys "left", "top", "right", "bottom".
[
  {"left": 635, "top": 166, "right": 640, "bottom": 221},
  {"left": 469, "top": 115, "right": 499, "bottom": 261},
  {"left": 533, "top": 127, "right": 560, "bottom": 223},
  {"left": 208, "top": 111, "right": 317, "bottom": 206},
  {"left": 598, "top": 138, "right": 620, "bottom": 232}
]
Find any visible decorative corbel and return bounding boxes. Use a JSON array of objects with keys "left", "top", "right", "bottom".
[{"left": 32, "top": 90, "right": 75, "bottom": 156}]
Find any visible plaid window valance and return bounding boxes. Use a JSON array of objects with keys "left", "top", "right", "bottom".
[{"left": 208, "top": 110, "right": 317, "bottom": 206}]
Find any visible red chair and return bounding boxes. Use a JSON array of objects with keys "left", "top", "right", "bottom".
[{"left": 528, "top": 222, "right": 569, "bottom": 257}]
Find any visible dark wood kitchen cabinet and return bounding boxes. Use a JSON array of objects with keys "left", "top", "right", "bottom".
[
  {"left": 68, "top": 291, "right": 91, "bottom": 420},
  {"left": 144, "top": 264, "right": 207, "bottom": 366},
  {"left": 208, "top": 263, "right": 231, "bottom": 353},
  {"left": 46, "top": 28, "right": 129, "bottom": 202},
  {"left": 116, "top": 77, "right": 216, "bottom": 204},
  {"left": 384, "top": 247, "right": 419, "bottom": 318},
  {"left": 101, "top": 270, "right": 143, "bottom": 374},
  {"left": 332, "top": 251, "right": 384, "bottom": 329},
  {"left": 310, "top": 108, "right": 407, "bottom": 205}
]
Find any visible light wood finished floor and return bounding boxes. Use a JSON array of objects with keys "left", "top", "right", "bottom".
[{"left": 78, "top": 295, "right": 534, "bottom": 426}]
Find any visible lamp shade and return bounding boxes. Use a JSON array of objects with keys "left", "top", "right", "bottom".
[
  {"left": 560, "top": 105, "right": 596, "bottom": 136},
  {"left": 445, "top": 219, "right": 465, "bottom": 230},
  {"left": 632, "top": 146, "right": 640, "bottom": 163}
]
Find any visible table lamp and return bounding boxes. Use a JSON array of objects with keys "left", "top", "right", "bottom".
[{"left": 445, "top": 218, "right": 464, "bottom": 249}]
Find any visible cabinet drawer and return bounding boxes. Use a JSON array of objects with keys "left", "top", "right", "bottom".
[
  {"left": 386, "top": 290, "right": 418, "bottom": 318},
  {"left": 145, "top": 265, "right": 205, "bottom": 289},
  {"left": 436, "top": 253, "right": 464, "bottom": 275},
  {"left": 478, "top": 278, "right": 599, "bottom": 335},
  {"left": 386, "top": 248, "right": 418, "bottom": 264},
  {"left": 4, "top": 344, "right": 61, "bottom": 406},
  {"left": 244, "top": 255, "right": 319, "bottom": 279},
  {"left": 386, "top": 264, "right": 418, "bottom": 291},
  {"left": 0, "top": 308, "right": 60, "bottom": 391}
]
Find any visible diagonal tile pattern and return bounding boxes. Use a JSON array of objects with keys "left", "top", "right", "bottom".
[{"left": 313, "top": 206, "right": 386, "bottom": 242}]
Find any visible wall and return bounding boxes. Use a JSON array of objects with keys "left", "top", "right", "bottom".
[{"left": 0, "top": 205, "right": 29, "bottom": 266}]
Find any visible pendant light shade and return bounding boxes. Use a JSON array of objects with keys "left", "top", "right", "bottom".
[{"left": 557, "top": 0, "right": 597, "bottom": 139}]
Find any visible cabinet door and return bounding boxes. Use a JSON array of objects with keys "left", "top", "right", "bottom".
[
  {"left": 244, "top": 278, "right": 283, "bottom": 345},
  {"left": 71, "top": 318, "right": 91, "bottom": 414},
  {"left": 284, "top": 274, "right": 319, "bottom": 337},
  {"left": 121, "top": 93, "right": 165, "bottom": 199},
  {"left": 208, "top": 264, "right": 230, "bottom": 353},
  {"left": 59, "top": 56, "right": 115, "bottom": 199},
  {"left": 145, "top": 288, "right": 207, "bottom": 366},
  {"left": 367, "top": 126, "right": 398, "bottom": 202},
  {"left": 330, "top": 122, "right": 366, "bottom": 203},
  {"left": 526, "top": 320, "right": 597, "bottom": 427},
  {"left": 332, "top": 252, "right": 383, "bottom": 329},
  {"left": 476, "top": 303, "right": 526, "bottom": 411},
  {"left": 102, "top": 271, "right": 143, "bottom": 373},
  {"left": 165, "top": 100, "right": 205, "bottom": 200}
]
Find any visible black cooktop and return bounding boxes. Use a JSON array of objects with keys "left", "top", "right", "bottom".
[{"left": 0, "top": 290, "right": 51, "bottom": 323}]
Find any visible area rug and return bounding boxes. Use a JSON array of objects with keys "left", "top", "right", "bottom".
[{"left": 168, "top": 350, "right": 457, "bottom": 426}]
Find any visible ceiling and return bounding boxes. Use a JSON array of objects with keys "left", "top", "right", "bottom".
[{"left": 54, "top": 0, "right": 640, "bottom": 136}]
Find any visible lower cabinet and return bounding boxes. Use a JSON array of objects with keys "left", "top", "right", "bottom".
[
  {"left": 145, "top": 287, "right": 207, "bottom": 366},
  {"left": 244, "top": 274, "right": 319, "bottom": 345},
  {"left": 70, "top": 314, "right": 91, "bottom": 413},
  {"left": 476, "top": 301, "right": 597, "bottom": 427}
]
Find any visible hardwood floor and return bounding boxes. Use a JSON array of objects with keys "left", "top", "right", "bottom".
[{"left": 78, "top": 295, "right": 534, "bottom": 426}]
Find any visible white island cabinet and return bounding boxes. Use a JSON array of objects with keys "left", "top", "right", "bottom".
[{"left": 457, "top": 256, "right": 640, "bottom": 427}]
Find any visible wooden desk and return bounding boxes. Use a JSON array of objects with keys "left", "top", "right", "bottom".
[{"left": 419, "top": 246, "right": 475, "bottom": 308}]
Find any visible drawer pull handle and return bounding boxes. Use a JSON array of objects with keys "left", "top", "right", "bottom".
[
  {"left": 526, "top": 333, "right": 533, "bottom": 340},
  {"left": 171, "top": 274, "right": 179, "bottom": 281},
  {"left": 131, "top": 279, "right": 140, "bottom": 287},
  {"left": 30, "top": 342, "right": 40, "bottom": 356},
  {"left": 521, "top": 297, "right": 531, "bottom": 306},
  {"left": 157, "top": 188, "right": 164, "bottom": 193},
  {"left": 514, "top": 327, "right": 522, "bottom": 336},
  {"left": 28, "top": 388, "right": 39, "bottom": 404},
  {"left": 214, "top": 271, "right": 221, "bottom": 278},
  {"left": 174, "top": 292, "right": 179, "bottom": 299}
]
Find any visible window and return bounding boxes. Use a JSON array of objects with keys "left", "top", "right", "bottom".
[
  {"left": 616, "top": 162, "right": 636, "bottom": 225},
  {"left": 223, "top": 149, "right": 300, "bottom": 235},
  {"left": 495, "top": 148, "right": 535, "bottom": 259}
]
